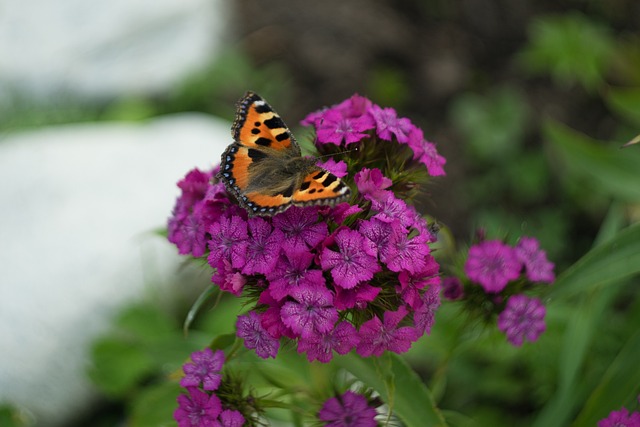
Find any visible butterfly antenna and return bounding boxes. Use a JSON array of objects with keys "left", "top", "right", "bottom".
[{"left": 316, "top": 147, "right": 359, "bottom": 159}]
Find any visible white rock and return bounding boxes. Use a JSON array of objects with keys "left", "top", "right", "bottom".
[
  {"left": 0, "top": 114, "right": 231, "bottom": 426},
  {"left": 0, "top": 0, "right": 225, "bottom": 98}
]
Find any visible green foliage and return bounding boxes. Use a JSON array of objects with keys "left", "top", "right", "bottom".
[
  {"left": 450, "top": 86, "right": 530, "bottom": 164},
  {"left": 335, "top": 353, "right": 447, "bottom": 427},
  {"left": 519, "top": 13, "right": 615, "bottom": 91},
  {"left": 544, "top": 120, "right": 640, "bottom": 203},
  {"left": 0, "top": 405, "right": 29, "bottom": 427}
]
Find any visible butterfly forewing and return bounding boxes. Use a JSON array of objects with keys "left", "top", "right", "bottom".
[{"left": 232, "top": 92, "right": 300, "bottom": 155}]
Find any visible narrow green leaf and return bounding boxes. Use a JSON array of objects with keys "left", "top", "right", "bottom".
[
  {"left": 183, "top": 284, "right": 219, "bottom": 335},
  {"left": 548, "top": 222, "right": 640, "bottom": 299},
  {"left": 544, "top": 120, "right": 640, "bottom": 201},
  {"left": 335, "top": 353, "right": 447, "bottom": 427},
  {"left": 572, "top": 330, "right": 640, "bottom": 426},
  {"left": 606, "top": 87, "right": 640, "bottom": 125}
]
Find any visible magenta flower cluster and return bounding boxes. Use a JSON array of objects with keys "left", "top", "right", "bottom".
[
  {"left": 167, "top": 95, "right": 447, "bottom": 363},
  {"left": 598, "top": 403, "right": 640, "bottom": 427},
  {"left": 451, "top": 237, "right": 555, "bottom": 346},
  {"left": 318, "top": 390, "right": 378, "bottom": 427},
  {"left": 175, "top": 348, "right": 245, "bottom": 427},
  {"left": 302, "top": 94, "right": 446, "bottom": 177}
]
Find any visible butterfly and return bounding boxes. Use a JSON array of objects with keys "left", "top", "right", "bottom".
[{"left": 217, "top": 91, "right": 351, "bottom": 217}]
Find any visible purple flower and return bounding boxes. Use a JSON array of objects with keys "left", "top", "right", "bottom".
[
  {"left": 358, "top": 218, "right": 396, "bottom": 259},
  {"left": 598, "top": 407, "right": 640, "bottom": 427},
  {"left": 465, "top": 240, "right": 522, "bottom": 293},
  {"left": 498, "top": 295, "right": 546, "bottom": 346},
  {"left": 324, "top": 202, "right": 363, "bottom": 224},
  {"left": 414, "top": 284, "right": 441, "bottom": 336},
  {"left": 272, "top": 206, "right": 327, "bottom": 255},
  {"left": 168, "top": 204, "right": 209, "bottom": 257},
  {"left": 219, "top": 409, "right": 245, "bottom": 427},
  {"left": 356, "top": 306, "right": 417, "bottom": 357},
  {"left": 396, "top": 262, "right": 440, "bottom": 309},
  {"left": 320, "top": 228, "right": 380, "bottom": 289},
  {"left": 175, "top": 387, "right": 222, "bottom": 427},
  {"left": 318, "top": 390, "right": 377, "bottom": 427},
  {"left": 211, "top": 259, "right": 246, "bottom": 296},
  {"left": 177, "top": 168, "right": 213, "bottom": 205},
  {"left": 297, "top": 321, "right": 359, "bottom": 363},
  {"left": 368, "top": 104, "right": 414, "bottom": 143},
  {"left": 236, "top": 311, "right": 280, "bottom": 359},
  {"left": 257, "top": 290, "right": 293, "bottom": 340},
  {"left": 442, "top": 277, "right": 464, "bottom": 300},
  {"left": 317, "top": 158, "right": 348, "bottom": 178},
  {"left": 266, "top": 250, "right": 326, "bottom": 301},
  {"left": 515, "top": 237, "right": 555, "bottom": 284},
  {"left": 407, "top": 127, "right": 446, "bottom": 177},
  {"left": 180, "top": 348, "right": 225, "bottom": 391},
  {"left": 207, "top": 216, "right": 248, "bottom": 270},
  {"left": 354, "top": 168, "right": 392, "bottom": 201},
  {"left": 334, "top": 282, "right": 380, "bottom": 310},
  {"left": 334, "top": 94, "right": 373, "bottom": 118},
  {"left": 369, "top": 191, "right": 413, "bottom": 227},
  {"left": 280, "top": 285, "right": 338, "bottom": 338},
  {"left": 242, "top": 217, "right": 281, "bottom": 275},
  {"left": 382, "top": 228, "right": 433, "bottom": 275},
  {"left": 315, "top": 109, "right": 375, "bottom": 146}
]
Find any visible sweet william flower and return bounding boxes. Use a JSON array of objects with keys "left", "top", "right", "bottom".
[
  {"left": 280, "top": 285, "right": 338, "bottom": 338},
  {"left": 465, "top": 240, "right": 522, "bottom": 293},
  {"left": 315, "top": 109, "right": 375, "bottom": 146},
  {"left": 368, "top": 104, "right": 414, "bottom": 143},
  {"left": 219, "top": 409, "right": 245, "bottom": 427},
  {"left": 515, "top": 237, "right": 555, "bottom": 283},
  {"left": 272, "top": 206, "right": 327, "bottom": 255},
  {"left": 236, "top": 311, "right": 280, "bottom": 359},
  {"left": 317, "top": 158, "right": 348, "bottom": 178},
  {"left": 319, "top": 390, "right": 377, "bottom": 427},
  {"left": 180, "top": 348, "right": 225, "bottom": 391},
  {"left": 175, "top": 387, "right": 222, "bottom": 427},
  {"left": 598, "top": 407, "right": 640, "bottom": 427},
  {"left": 242, "top": 217, "right": 281, "bottom": 276},
  {"left": 498, "top": 295, "right": 546, "bottom": 346},
  {"left": 356, "top": 306, "right": 417, "bottom": 357},
  {"left": 297, "top": 321, "right": 358, "bottom": 363},
  {"left": 320, "top": 228, "right": 380, "bottom": 289},
  {"left": 207, "top": 216, "right": 248, "bottom": 270}
]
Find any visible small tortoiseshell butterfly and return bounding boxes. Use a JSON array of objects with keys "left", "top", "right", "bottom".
[{"left": 217, "top": 92, "right": 351, "bottom": 217}]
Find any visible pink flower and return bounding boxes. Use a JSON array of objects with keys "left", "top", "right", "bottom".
[
  {"left": 465, "top": 240, "right": 522, "bottom": 293},
  {"left": 497, "top": 295, "right": 546, "bottom": 346}
]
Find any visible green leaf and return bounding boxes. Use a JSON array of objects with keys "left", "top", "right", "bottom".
[
  {"left": 88, "top": 338, "right": 156, "bottom": 397},
  {"left": 544, "top": 120, "right": 640, "bottom": 202},
  {"left": 519, "top": 13, "right": 614, "bottom": 91},
  {"left": 549, "top": 222, "right": 640, "bottom": 300},
  {"left": 335, "top": 353, "right": 447, "bottom": 427},
  {"left": 572, "top": 329, "right": 640, "bottom": 426},
  {"left": 449, "top": 87, "right": 529, "bottom": 163},
  {"left": 129, "top": 382, "right": 182, "bottom": 427},
  {"left": 183, "top": 284, "right": 219, "bottom": 335},
  {"left": 116, "top": 303, "right": 177, "bottom": 343},
  {"left": 606, "top": 87, "right": 640, "bottom": 125}
]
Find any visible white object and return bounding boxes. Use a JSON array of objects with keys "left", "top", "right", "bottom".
[{"left": 0, "top": 114, "right": 231, "bottom": 426}]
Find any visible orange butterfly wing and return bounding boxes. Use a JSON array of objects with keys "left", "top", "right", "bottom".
[{"left": 231, "top": 91, "right": 299, "bottom": 154}]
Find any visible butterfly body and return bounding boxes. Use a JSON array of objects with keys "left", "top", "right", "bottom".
[{"left": 218, "top": 92, "right": 350, "bottom": 216}]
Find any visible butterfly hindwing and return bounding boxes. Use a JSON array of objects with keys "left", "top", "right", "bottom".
[
  {"left": 291, "top": 167, "right": 351, "bottom": 207},
  {"left": 232, "top": 92, "right": 300, "bottom": 155}
]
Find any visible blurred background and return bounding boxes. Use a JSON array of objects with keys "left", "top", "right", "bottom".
[{"left": 1, "top": 0, "right": 639, "bottom": 426}]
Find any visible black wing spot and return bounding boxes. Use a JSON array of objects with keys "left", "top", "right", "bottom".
[
  {"left": 281, "top": 183, "right": 295, "bottom": 198},
  {"left": 255, "top": 137, "right": 272, "bottom": 147},
  {"left": 322, "top": 174, "right": 337, "bottom": 187},
  {"left": 300, "top": 181, "right": 311, "bottom": 192},
  {"left": 248, "top": 148, "right": 268, "bottom": 162},
  {"left": 251, "top": 128, "right": 260, "bottom": 135},
  {"left": 275, "top": 132, "right": 289, "bottom": 142},
  {"left": 264, "top": 116, "right": 286, "bottom": 129},
  {"left": 312, "top": 171, "right": 325, "bottom": 180},
  {"left": 254, "top": 121, "right": 261, "bottom": 127},
  {"left": 255, "top": 104, "right": 271, "bottom": 113},
  {"left": 309, "top": 189, "right": 316, "bottom": 194}
]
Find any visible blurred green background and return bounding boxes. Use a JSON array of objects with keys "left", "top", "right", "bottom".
[{"left": 2, "top": 1, "right": 640, "bottom": 426}]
